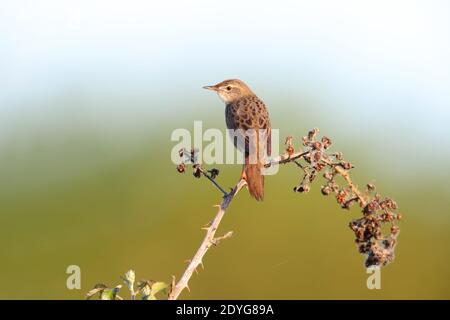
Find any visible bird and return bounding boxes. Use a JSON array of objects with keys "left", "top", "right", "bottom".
[{"left": 203, "top": 79, "right": 271, "bottom": 201}]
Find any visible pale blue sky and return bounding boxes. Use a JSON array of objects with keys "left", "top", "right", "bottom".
[{"left": 0, "top": 0, "right": 449, "bottom": 154}]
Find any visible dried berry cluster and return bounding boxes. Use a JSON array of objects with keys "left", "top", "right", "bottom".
[
  {"left": 177, "top": 147, "right": 227, "bottom": 195},
  {"left": 176, "top": 148, "right": 198, "bottom": 174},
  {"left": 290, "top": 128, "right": 401, "bottom": 268},
  {"left": 349, "top": 196, "right": 401, "bottom": 267},
  {"left": 175, "top": 129, "right": 401, "bottom": 269}
]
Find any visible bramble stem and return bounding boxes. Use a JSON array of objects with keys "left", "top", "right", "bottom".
[{"left": 168, "top": 179, "right": 247, "bottom": 300}]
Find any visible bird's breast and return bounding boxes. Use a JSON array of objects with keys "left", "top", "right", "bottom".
[{"left": 225, "top": 96, "right": 269, "bottom": 131}]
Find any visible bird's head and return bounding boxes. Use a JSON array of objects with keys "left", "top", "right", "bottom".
[{"left": 203, "top": 79, "right": 254, "bottom": 103}]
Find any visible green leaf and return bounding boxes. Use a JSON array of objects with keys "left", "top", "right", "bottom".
[
  {"left": 100, "top": 289, "right": 114, "bottom": 300},
  {"left": 100, "top": 285, "right": 122, "bottom": 300},
  {"left": 151, "top": 282, "right": 169, "bottom": 296},
  {"left": 141, "top": 282, "right": 169, "bottom": 300}
]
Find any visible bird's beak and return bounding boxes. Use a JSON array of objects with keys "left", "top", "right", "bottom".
[{"left": 203, "top": 85, "right": 218, "bottom": 91}]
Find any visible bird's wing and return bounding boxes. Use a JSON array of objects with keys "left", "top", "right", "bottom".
[{"left": 226, "top": 98, "right": 271, "bottom": 161}]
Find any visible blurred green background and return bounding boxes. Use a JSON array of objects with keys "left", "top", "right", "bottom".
[{"left": 1, "top": 0, "right": 450, "bottom": 299}]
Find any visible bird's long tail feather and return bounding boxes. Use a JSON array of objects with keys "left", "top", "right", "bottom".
[{"left": 245, "top": 164, "right": 264, "bottom": 201}]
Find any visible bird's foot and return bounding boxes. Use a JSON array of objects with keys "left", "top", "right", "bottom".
[{"left": 240, "top": 170, "right": 247, "bottom": 181}]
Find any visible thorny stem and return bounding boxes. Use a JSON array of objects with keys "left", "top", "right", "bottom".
[
  {"left": 170, "top": 150, "right": 313, "bottom": 300},
  {"left": 172, "top": 129, "right": 401, "bottom": 299},
  {"left": 168, "top": 179, "right": 247, "bottom": 300},
  {"left": 170, "top": 150, "right": 315, "bottom": 299}
]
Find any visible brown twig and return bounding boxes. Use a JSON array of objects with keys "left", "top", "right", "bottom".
[
  {"left": 324, "top": 159, "right": 367, "bottom": 206},
  {"left": 168, "top": 179, "right": 247, "bottom": 300},
  {"left": 264, "top": 150, "right": 310, "bottom": 167}
]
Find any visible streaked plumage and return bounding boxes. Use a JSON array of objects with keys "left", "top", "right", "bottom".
[{"left": 204, "top": 79, "right": 271, "bottom": 201}]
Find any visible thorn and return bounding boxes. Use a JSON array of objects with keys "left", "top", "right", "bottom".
[
  {"left": 202, "top": 221, "right": 212, "bottom": 230},
  {"left": 199, "top": 260, "right": 204, "bottom": 270},
  {"left": 170, "top": 275, "right": 176, "bottom": 294},
  {"left": 184, "top": 259, "right": 191, "bottom": 264},
  {"left": 186, "top": 285, "right": 190, "bottom": 292},
  {"left": 223, "top": 231, "right": 234, "bottom": 239},
  {"left": 211, "top": 231, "right": 234, "bottom": 246}
]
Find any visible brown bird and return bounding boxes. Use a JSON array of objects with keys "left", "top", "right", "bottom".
[{"left": 203, "top": 79, "right": 271, "bottom": 201}]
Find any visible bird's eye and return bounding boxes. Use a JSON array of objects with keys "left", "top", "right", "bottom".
[{"left": 226, "top": 86, "right": 232, "bottom": 91}]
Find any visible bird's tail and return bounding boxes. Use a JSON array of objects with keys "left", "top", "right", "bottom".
[{"left": 245, "top": 164, "right": 264, "bottom": 201}]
